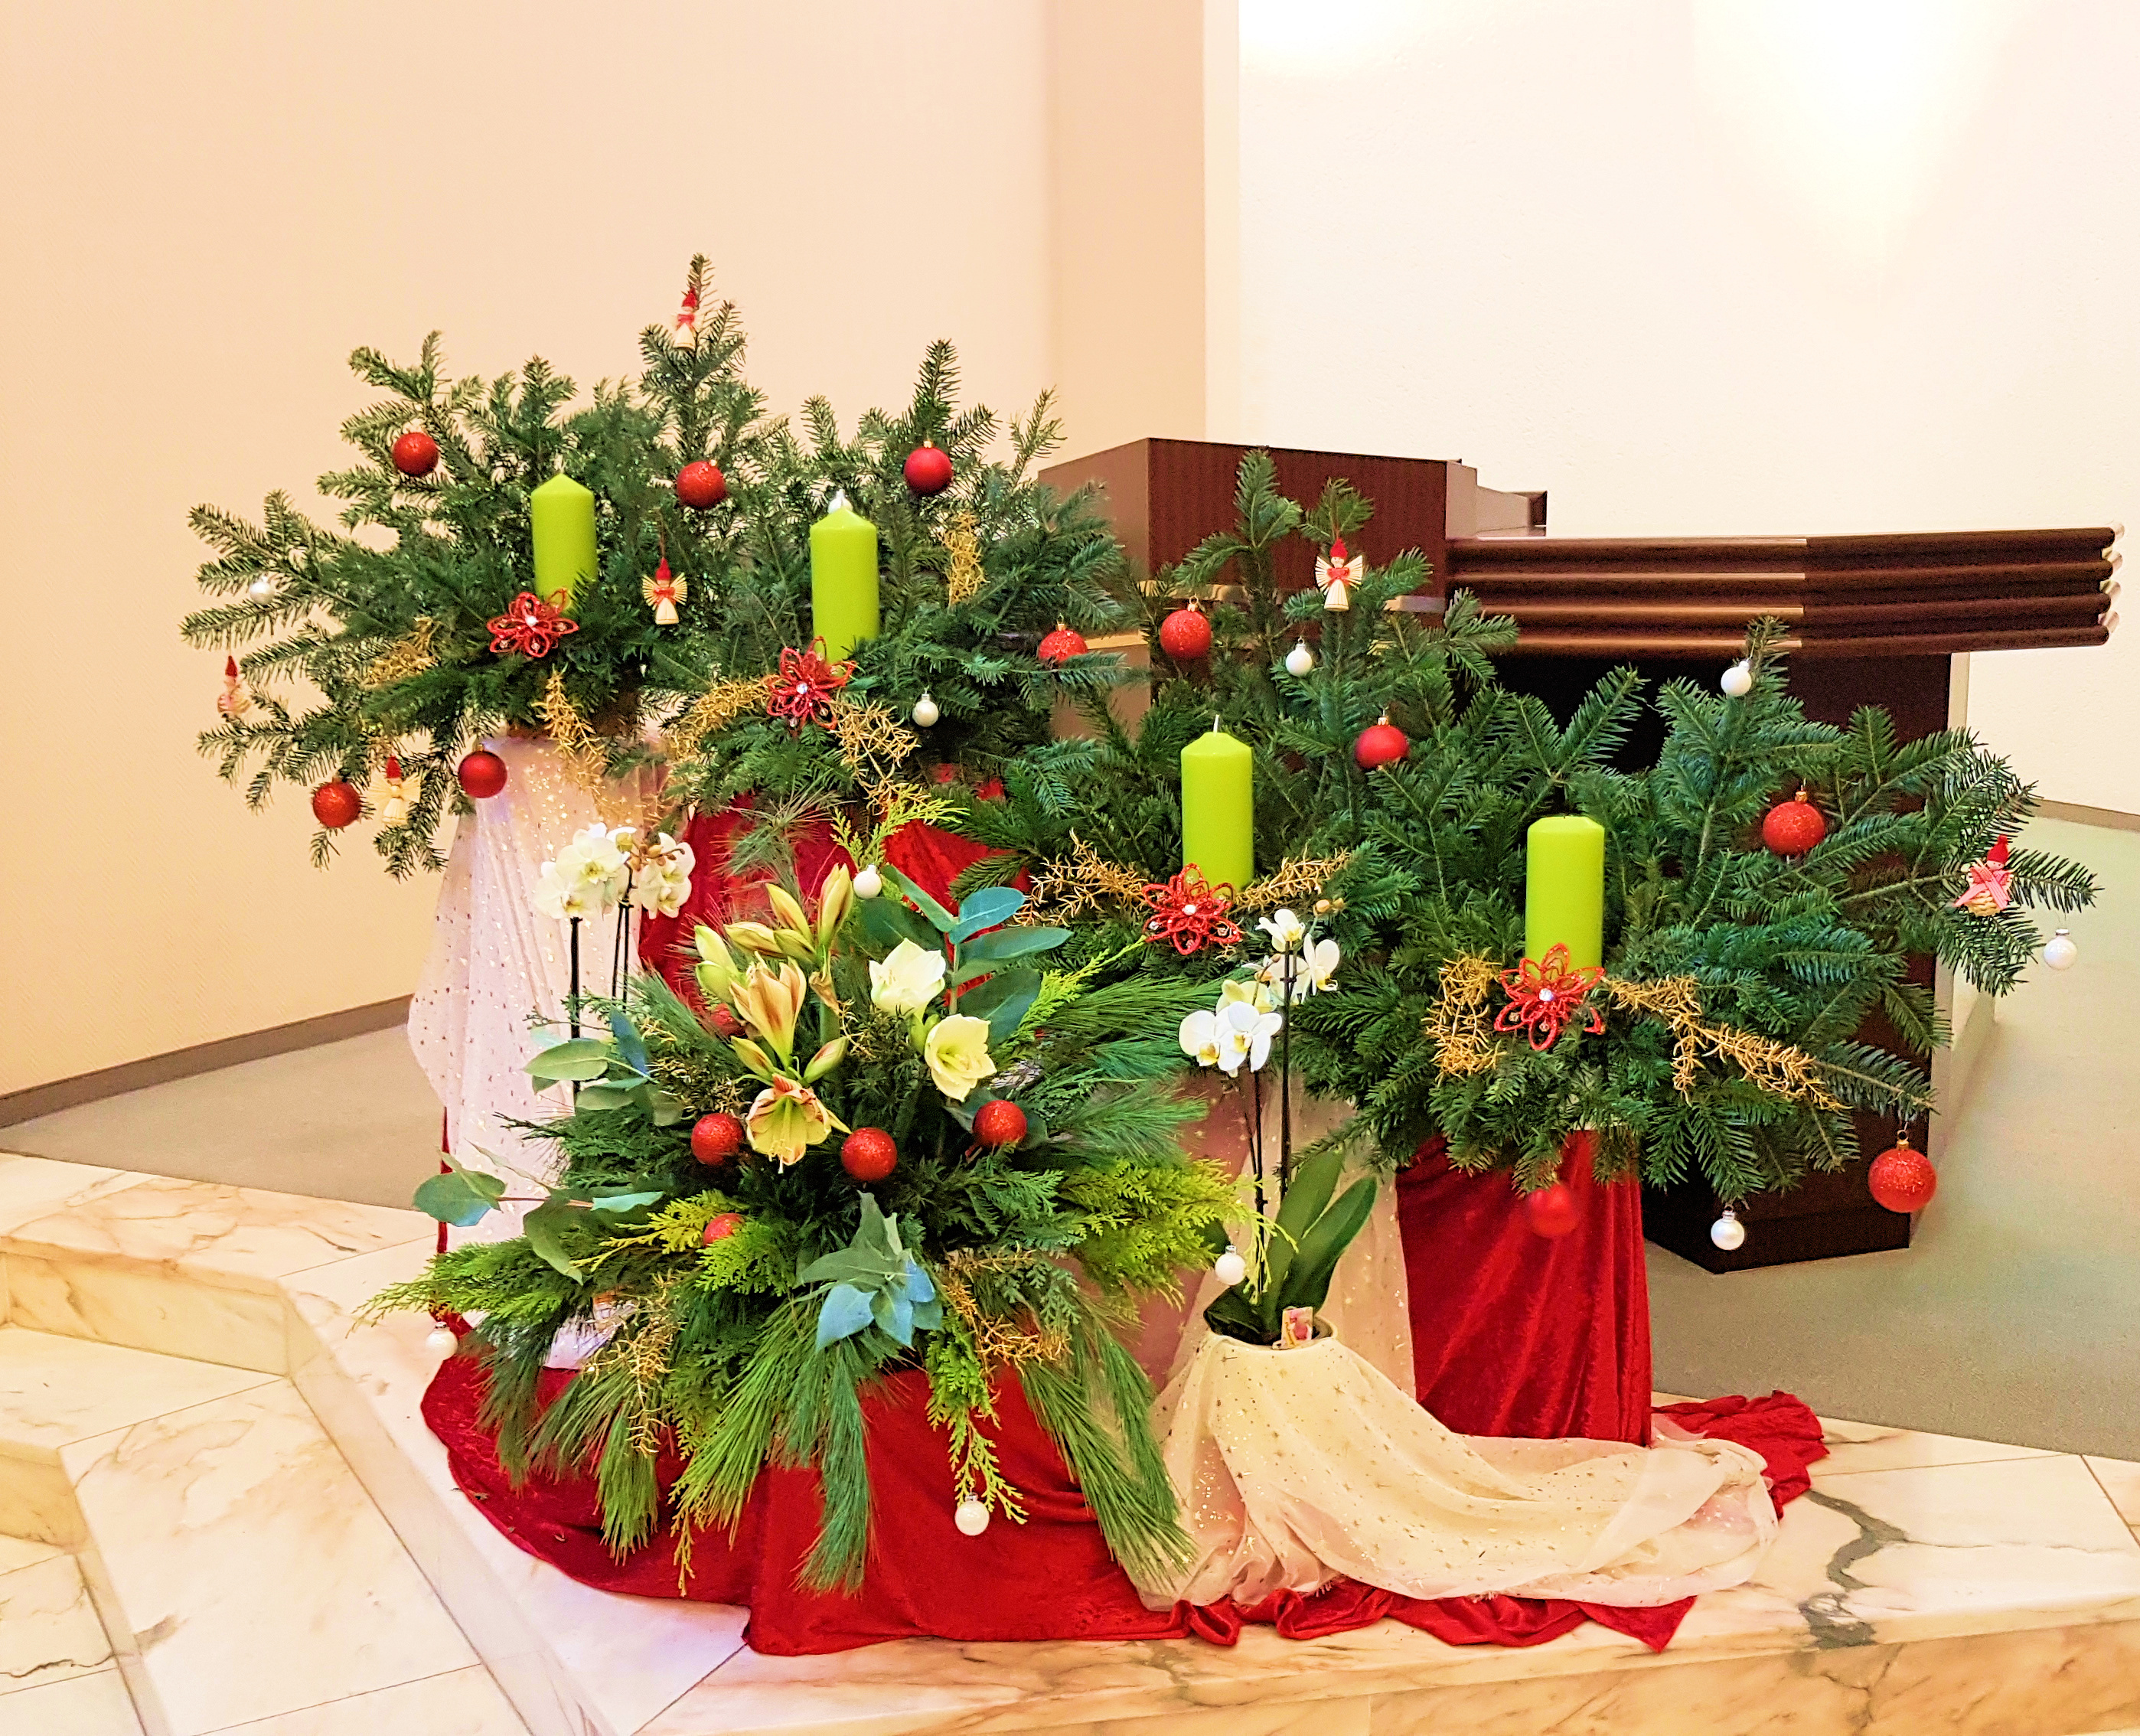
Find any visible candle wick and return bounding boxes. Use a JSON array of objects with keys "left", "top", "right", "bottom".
[
  {"left": 830, "top": 488, "right": 849, "bottom": 512},
  {"left": 1212, "top": 713, "right": 1221, "bottom": 733}
]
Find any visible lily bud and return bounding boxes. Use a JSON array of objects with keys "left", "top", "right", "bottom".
[
  {"left": 803, "top": 1035, "right": 849, "bottom": 1082},
  {"left": 765, "top": 884, "right": 811, "bottom": 938},
  {"left": 725, "top": 920, "right": 782, "bottom": 954},
  {"left": 816, "top": 866, "right": 854, "bottom": 951},
  {"left": 728, "top": 1036, "right": 780, "bottom": 1081}
]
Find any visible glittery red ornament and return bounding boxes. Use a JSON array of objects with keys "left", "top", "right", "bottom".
[
  {"left": 1353, "top": 714, "right": 1410, "bottom": 769},
  {"left": 690, "top": 1112, "right": 744, "bottom": 1167},
  {"left": 1036, "top": 622, "right": 1089, "bottom": 666},
  {"left": 485, "top": 591, "right": 579, "bottom": 659},
  {"left": 1762, "top": 788, "right": 1827, "bottom": 857},
  {"left": 763, "top": 640, "right": 853, "bottom": 729},
  {"left": 310, "top": 780, "right": 361, "bottom": 829},
  {"left": 675, "top": 460, "right": 727, "bottom": 509},
  {"left": 1868, "top": 1140, "right": 1937, "bottom": 1214},
  {"left": 841, "top": 1127, "right": 899, "bottom": 1182},
  {"left": 973, "top": 1100, "right": 1028, "bottom": 1149},
  {"left": 903, "top": 442, "right": 954, "bottom": 494},
  {"left": 1140, "top": 866, "right": 1245, "bottom": 954},
  {"left": 701, "top": 1212, "right": 744, "bottom": 1245},
  {"left": 1525, "top": 1183, "right": 1581, "bottom": 1239},
  {"left": 391, "top": 430, "right": 439, "bottom": 478},
  {"left": 457, "top": 750, "right": 508, "bottom": 799},
  {"left": 1158, "top": 604, "right": 1212, "bottom": 661}
]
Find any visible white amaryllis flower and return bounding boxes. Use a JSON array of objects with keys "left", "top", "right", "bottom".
[
  {"left": 1258, "top": 908, "right": 1307, "bottom": 954},
  {"left": 923, "top": 1013, "right": 996, "bottom": 1102},
  {"left": 635, "top": 832, "right": 697, "bottom": 919},
  {"left": 1254, "top": 935, "right": 1340, "bottom": 1003},
  {"left": 869, "top": 939, "right": 947, "bottom": 1015}
]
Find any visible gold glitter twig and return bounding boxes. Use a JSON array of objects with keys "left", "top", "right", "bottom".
[
  {"left": 942, "top": 510, "right": 985, "bottom": 607},
  {"left": 360, "top": 616, "right": 436, "bottom": 687},
  {"left": 661, "top": 676, "right": 764, "bottom": 759},
  {"left": 537, "top": 668, "right": 609, "bottom": 793},
  {"left": 1235, "top": 852, "right": 1354, "bottom": 912}
]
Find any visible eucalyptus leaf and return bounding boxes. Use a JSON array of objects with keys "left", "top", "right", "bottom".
[
  {"left": 948, "top": 886, "right": 1026, "bottom": 943},
  {"left": 815, "top": 1283, "right": 876, "bottom": 1348},
  {"left": 607, "top": 1010, "right": 650, "bottom": 1078},
  {"left": 524, "top": 1039, "right": 614, "bottom": 1083},
  {"left": 957, "top": 925, "right": 1070, "bottom": 966},
  {"left": 880, "top": 865, "right": 958, "bottom": 933},
  {"left": 857, "top": 895, "right": 938, "bottom": 954},
  {"left": 573, "top": 1083, "right": 635, "bottom": 1111},
  {"left": 413, "top": 1170, "right": 499, "bottom": 1228},
  {"left": 588, "top": 1189, "right": 664, "bottom": 1213},
  {"left": 523, "top": 1196, "right": 586, "bottom": 1281}
]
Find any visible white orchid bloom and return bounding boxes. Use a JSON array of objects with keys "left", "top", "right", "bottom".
[
  {"left": 1215, "top": 994, "right": 1282, "bottom": 1075},
  {"left": 635, "top": 832, "right": 697, "bottom": 919},
  {"left": 869, "top": 938, "right": 948, "bottom": 1014},
  {"left": 533, "top": 855, "right": 612, "bottom": 921},
  {"left": 1255, "top": 935, "right": 1341, "bottom": 1003},
  {"left": 1179, "top": 1008, "right": 1223, "bottom": 1067},
  {"left": 1258, "top": 908, "right": 1307, "bottom": 954},
  {"left": 1218, "top": 977, "right": 1279, "bottom": 1016}
]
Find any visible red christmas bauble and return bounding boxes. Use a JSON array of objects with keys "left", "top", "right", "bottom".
[
  {"left": 457, "top": 750, "right": 508, "bottom": 799},
  {"left": 841, "top": 1127, "right": 899, "bottom": 1183},
  {"left": 1868, "top": 1143, "right": 1937, "bottom": 1214},
  {"left": 690, "top": 1113, "right": 745, "bottom": 1167},
  {"left": 1158, "top": 605, "right": 1212, "bottom": 661},
  {"left": 903, "top": 442, "right": 954, "bottom": 495},
  {"left": 1762, "top": 790, "right": 1827, "bottom": 857},
  {"left": 1525, "top": 1182, "right": 1581, "bottom": 1239},
  {"left": 675, "top": 460, "right": 727, "bottom": 509},
  {"left": 973, "top": 1100, "right": 1029, "bottom": 1149},
  {"left": 310, "top": 780, "right": 361, "bottom": 829},
  {"left": 1036, "top": 622, "right": 1089, "bottom": 666},
  {"left": 391, "top": 430, "right": 439, "bottom": 478},
  {"left": 1354, "top": 715, "right": 1410, "bottom": 769},
  {"left": 702, "top": 1212, "right": 744, "bottom": 1245}
]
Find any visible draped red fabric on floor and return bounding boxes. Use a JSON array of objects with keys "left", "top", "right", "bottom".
[
  {"left": 422, "top": 1353, "right": 1822, "bottom": 1657},
  {"left": 1399, "top": 1132, "right": 1654, "bottom": 1446}
]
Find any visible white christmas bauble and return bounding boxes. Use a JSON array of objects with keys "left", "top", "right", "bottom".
[
  {"left": 1709, "top": 1209, "right": 1746, "bottom": 1251},
  {"left": 425, "top": 1326, "right": 459, "bottom": 1355},
  {"left": 1721, "top": 661, "right": 1753, "bottom": 698},
  {"left": 853, "top": 864, "right": 883, "bottom": 900},
  {"left": 1284, "top": 640, "right": 1314, "bottom": 677},
  {"left": 954, "top": 1499, "right": 990, "bottom": 1536},
  {"left": 2044, "top": 928, "right": 2078, "bottom": 971},
  {"left": 912, "top": 693, "right": 940, "bottom": 727},
  {"left": 1213, "top": 1246, "right": 1248, "bottom": 1287},
  {"left": 248, "top": 575, "right": 276, "bottom": 599}
]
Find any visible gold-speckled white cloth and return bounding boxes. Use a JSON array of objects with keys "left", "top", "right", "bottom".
[
  {"left": 1137, "top": 1333, "right": 1776, "bottom": 1610},
  {"left": 408, "top": 738, "right": 654, "bottom": 1240}
]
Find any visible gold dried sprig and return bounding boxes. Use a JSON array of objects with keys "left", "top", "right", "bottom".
[
  {"left": 1023, "top": 834, "right": 1154, "bottom": 924},
  {"left": 824, "top": 693, "right": 919, "bottom": 796},
  {"left": 935, "top": 1250, "right": 1070, "bottom": 1372},
  {"left": 360, "top": 616, "right": 436, "bottom": 687},
  {"left": 663, "top": 677, "right": 765, "bottom": 759},
  {"left": 1235, "top": 852, "right": 1354, "bottom": 912},
  {"left": 1600, "top": 976, "right": 1842, "bottom": 1108},
  {"left": 1424, "top": 954, "right": 1501, "bottom": 1076},
  {"left": 537, "top": 667, "right": 609, "bottom": 793},
  {"left": 941, "top": 509, "right": 985, "bottom": 607}
]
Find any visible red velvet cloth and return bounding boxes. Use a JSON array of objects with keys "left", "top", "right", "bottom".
[
  {"left": 1400, "top": 1133, "right": 1654, "bottom": 1446},
  {"left": 422, "top": 1351, "right": 1822, "bottom": 1656}
]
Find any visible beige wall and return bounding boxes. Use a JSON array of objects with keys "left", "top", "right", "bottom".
[
  {"left": 1225, "top": 0, "right": 2137, "bottom": 812},
  {"left": 0, "top": 1, "right": 1056, "bottom": 1094}
]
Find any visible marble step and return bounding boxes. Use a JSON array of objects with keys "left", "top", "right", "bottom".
[
  {"left": 0, "top": 1323, "right": 526, "bottom": 1736},
  {"left": 0, "top": 1534, "right": 140, "bottom": 1734}
]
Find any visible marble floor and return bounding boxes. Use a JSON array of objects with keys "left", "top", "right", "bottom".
[{"left": 2, "top": 1150, "right": 2138, "bottom": 1736}]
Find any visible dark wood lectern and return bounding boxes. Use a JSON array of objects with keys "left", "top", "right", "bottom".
[{"left": 1042, "top": 437, "right": 2119, "bottom": 1271}]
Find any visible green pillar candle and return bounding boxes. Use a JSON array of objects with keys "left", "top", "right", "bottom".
[
  {"left": 810, "top": 489, "right": 880, "bottom": 661},
  {"left": 530, "top": 474, "right": 598, "bottom": 609},
  {"left": 1523, "top": 814, "right": 1606, "bottom": 968},
  {"left": 1181, "top": 723, "right": 1254, "bottom": 895}
]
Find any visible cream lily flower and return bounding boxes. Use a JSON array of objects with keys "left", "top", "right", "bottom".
[
  {"left": 745, "top": 1076, "right": 847, "bottom": 1166},
  {"left": 729, "top": 960, "right": 808, "bottom": 1061},
  {"left": 869, "top": 939, "right": 947, "bottom": 1015},
  {"left": 924, "top": 1013, "right": 996, "bottom": 1102}
]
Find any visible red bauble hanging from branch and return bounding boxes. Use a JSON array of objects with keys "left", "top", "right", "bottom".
[
  {"left": 973, "top": 1100, "right": 1028, "bottom": 1149},
  {"left": 1762, "top": 788, "right": 1827, "bottom": 857},
  {"left": 675, "top": 460, "right": 726, "bottom": 509},
  {"left": 311, "top": 780, "right": 361, "bottom": 829},
  {"left": 1868, "top": 1137, "right": 1937, "bottom": 1214},
  {"left": 690, "top": 1113, "right": 744, "bottom": 1167},
  {"left": 1158, "top": 602, "right": 1212, "bottom": 661},
  {"left": 1036, "top": 622, "right": 1089, "bottom": 666},
  {"left": 841, "top": 1127, "right": 899, "bottom": 1182},
  {"left": 903, "top": 442, "right": 954, "bottom": 495},
  {"left": 391, "top": 430, "right": 439, "bottom": 478},
  {"left": 1354, "top": 713, "right": 1410, "bottom": 769},
  {"left": 1525, "top": 1183, "right": 1581, "bottom": 1239},
  {"left": 458, "top": 750, "right": 508, "bottom": 799}
]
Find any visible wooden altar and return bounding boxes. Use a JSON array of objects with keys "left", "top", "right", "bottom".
[{"left": 1041, "top": 437, "right": 2119, "bottom": 1270}]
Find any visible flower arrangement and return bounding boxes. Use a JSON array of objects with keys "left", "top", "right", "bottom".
[{"left": 376, "top": 862, "right": 1241, "bottom": 1589}]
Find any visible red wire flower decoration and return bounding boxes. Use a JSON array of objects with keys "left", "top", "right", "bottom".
[
  {"left": 1140, "top": 867, "right": 1245, "bottom": 954},
  {"left": 1951, "top": 835, "right": 2014, "bottom": 916},
  {"left": 763, "top": 640, "right": 853, "bottom": 729},
  {"left": 486, "top": 591, "right": 579, "bottom": 658},
  {"left": 1495, "top": 944, "right": 1606, "bottom": 1052}
]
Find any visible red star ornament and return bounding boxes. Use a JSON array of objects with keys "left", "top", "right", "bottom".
[
  {"left": 1140, "top": 866, "right": 1245, "bottom": 955},
  {"left": 763, "top": 640, "right": 853, "bottom": 729},
  {"left": 1494, "top": 944, "right": 1607, "bottom": 1052},
  {"left": 486, "top": 591, "right": 579, "bottom": 658}
]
